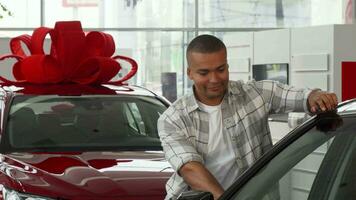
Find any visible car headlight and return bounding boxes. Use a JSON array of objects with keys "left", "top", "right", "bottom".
[{"left": 2, "top": 187, "right": 55, "bottom": 200}]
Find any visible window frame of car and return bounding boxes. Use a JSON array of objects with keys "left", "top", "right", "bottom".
[
  {"left": 0, "top": 90, "right": 13, "bottom": 138},
  {"left": 219, "top": 114, "right": 317, "bottom": 200},
  {"left": 220, "top": 110, "right": 355, "bottom": 200},
  {"left": 308, "top": 118, "right": 356, "bottom": 200},
  {"left": 0, "top": 91, "right": 5, "bottom": 133}
]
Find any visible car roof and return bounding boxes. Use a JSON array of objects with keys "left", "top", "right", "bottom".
[
  {"left": 0, "top": 83, "right": 156, "bottom": 97},
  {"left": 338, "top": 99, "right": 356, "bottom": 114}
]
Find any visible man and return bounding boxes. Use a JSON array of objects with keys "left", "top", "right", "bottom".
[{"left": 158, "top": 35, "right": 337, "bottom": 200}]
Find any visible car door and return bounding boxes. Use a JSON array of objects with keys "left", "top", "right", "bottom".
[
  {"left": 221, "top": 112, "right": 356, "bottom": 200},
  {"left": 308, "top": 120, "right": 356, "bottom": 200}
]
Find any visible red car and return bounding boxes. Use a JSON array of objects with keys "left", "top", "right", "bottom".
[{"left": 0, "top": 83, "right": 172, "bottom": 200}]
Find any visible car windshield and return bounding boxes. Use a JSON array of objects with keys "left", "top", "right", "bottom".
[
  {"left": 3, "top": 95, "right": 167, "bottom": 152},
  {"left": 228, "top": 113, "right": 356, "bottom": 200}
]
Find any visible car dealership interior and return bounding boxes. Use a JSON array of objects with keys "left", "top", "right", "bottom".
[{"left": 0, "top": 1, "right": 355, "bottom": 200}]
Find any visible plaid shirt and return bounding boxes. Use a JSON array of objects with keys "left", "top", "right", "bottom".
[{"left": 158, "top": 80, "right": 311, "bottom": 199}]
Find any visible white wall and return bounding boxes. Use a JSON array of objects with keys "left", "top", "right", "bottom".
[
  {"left": 290, "top": 25, "right": 334, "bottom": 94},
  {"left": 253, "top": 29, "right": 290, "bottom": 65},
  {"left": 225, "top": 24, "right": 356, "bottom": 103},
  {"left": 311, "top": 0, "right": 343, "bottom": 25},
  {"left": 225, "top": 32, "right": 253, "bottom": 82}
]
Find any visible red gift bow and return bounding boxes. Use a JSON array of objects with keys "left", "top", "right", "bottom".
[{"left": 0, "top": 21, "right": 138, "bottom": 85}]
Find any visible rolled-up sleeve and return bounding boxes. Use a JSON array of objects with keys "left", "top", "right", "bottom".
[
  {"left": 251, "top": 80, "right": 312, "bottom": 114},
  {"left": 158, "top": 112, "right": 203, "bottom": 173}
]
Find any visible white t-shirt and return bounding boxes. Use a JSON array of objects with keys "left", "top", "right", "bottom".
[{"left": 197, "top": 101, "right": 239, "bottom": 190}]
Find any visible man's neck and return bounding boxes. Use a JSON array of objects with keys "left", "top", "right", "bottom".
[
  {"left": 193, "top": 87, "right": 225, "bottom": 106},
  {"left": 198, "top": 97, "right": 223, "bottom": 106}
]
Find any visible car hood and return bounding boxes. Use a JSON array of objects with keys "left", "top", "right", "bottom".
[{"left": 0, "top": 151, "right": 173, "bottom": 199}]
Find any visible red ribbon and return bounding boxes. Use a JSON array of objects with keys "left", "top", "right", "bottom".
[{"left": 0, "top": 21, "right": 138, "bottom": 85}]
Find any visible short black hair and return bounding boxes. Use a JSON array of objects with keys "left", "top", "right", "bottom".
[{"left": 186, "top": 34, "right": 226, "bottom": 55}]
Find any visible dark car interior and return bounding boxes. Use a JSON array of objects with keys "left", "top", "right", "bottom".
[{"left": 4, "top": 95, "right": 166, "bottom": 151}]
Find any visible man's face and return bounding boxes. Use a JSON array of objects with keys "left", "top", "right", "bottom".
[{"left": 187, "top": 48, "right": 229, "bottom": 105}]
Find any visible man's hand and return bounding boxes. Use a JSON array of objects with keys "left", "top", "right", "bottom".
[
  {"left": 308, "top": 90, "right": 338, "bottom": 114},
  {"left": 179, "top": 161, "right": 224, "bottom": 200}
]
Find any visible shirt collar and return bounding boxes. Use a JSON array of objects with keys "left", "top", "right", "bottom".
[
  {"left": 227, "top": 81, "right": 243, "bottom": 96},
  {"left": 186, "top": 91, "right": 200, "bottom": 113}
]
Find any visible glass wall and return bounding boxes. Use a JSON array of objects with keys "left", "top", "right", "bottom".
[
  {"left": 43, "top": 0, "right": 195, "bottom": 28},
  {"left": 0, "top": 0, "right": 41, "bottom": 28},
  {"left": 199, "top": 0, "right": 344, "bottom": 28},
  {"left": 0, "top": 0, "right": 347, "bottom": 102},
  {"left": 107, "top": 31, "right": 191, "bottom": 99}
]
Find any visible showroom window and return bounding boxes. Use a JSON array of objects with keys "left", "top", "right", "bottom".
[{"left": 0, "top": 0, "right": 347, "bottom": 102}]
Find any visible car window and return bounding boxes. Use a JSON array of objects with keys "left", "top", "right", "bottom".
[
  {"left": 228, "top": 114, "right": 356, "bottom": 200},
  {"left": 3, "top": 95, "right": 167, "bottom": 152},
  {"left": 125, "top": 102, "right": 146, "bottom": 135}
]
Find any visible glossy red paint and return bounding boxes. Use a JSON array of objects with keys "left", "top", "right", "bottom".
[{"left": 0, "top": 151, "right": 172, "bottom": 200}]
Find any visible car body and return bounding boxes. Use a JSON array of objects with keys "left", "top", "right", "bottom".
[
  {"left": 218, "top": 99, "right": 356, "bottom": 200},
  {"left": 0, "top": 83, "right": 173, "bottom": 200}
]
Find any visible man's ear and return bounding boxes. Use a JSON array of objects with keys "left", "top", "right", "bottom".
[{"left": 187, "top": 67, "right": 192, "bottom": 80}]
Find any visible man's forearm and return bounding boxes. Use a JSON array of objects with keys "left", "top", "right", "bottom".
[{"left": 179, "top": 161, "right": 224, "bottom": 200}]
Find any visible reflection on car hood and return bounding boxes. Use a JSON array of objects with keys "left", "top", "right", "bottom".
[{"left": 0, "top": 151, "right": 173, "bottom": 199}]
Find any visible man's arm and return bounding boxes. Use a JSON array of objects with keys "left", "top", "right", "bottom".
[
  {"left": 252, "top": 80, "right": 338, "bottom": 114},
  {"left": 158, "top": 111, "right": 208, "bottom": 198},
  {"left": 179, "top": 161, "right": 224, "bottom": 200},
  {"left": 158, "top": 110, "right": 224, "bottom": 199}
]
